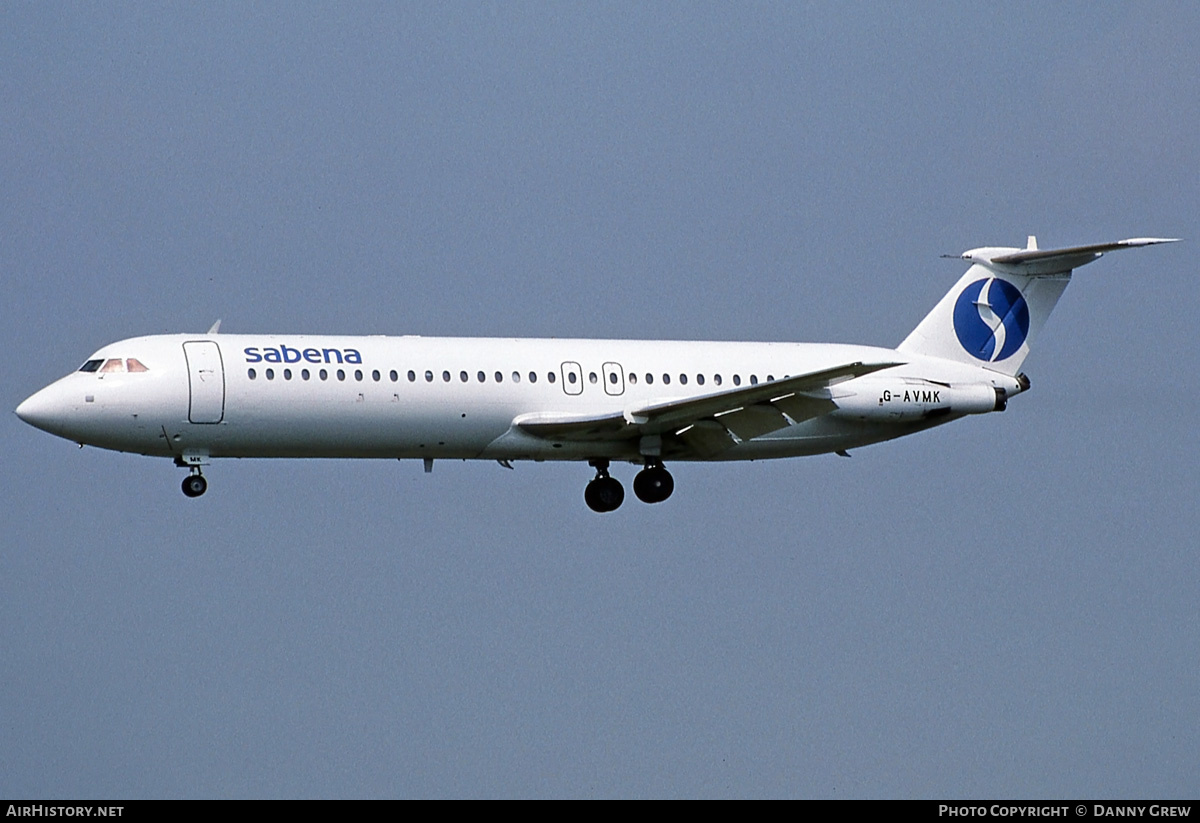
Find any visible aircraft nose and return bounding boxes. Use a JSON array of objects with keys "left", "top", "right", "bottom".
[{"left": 15, "top": 385, "right": 68, "bottom": 435}]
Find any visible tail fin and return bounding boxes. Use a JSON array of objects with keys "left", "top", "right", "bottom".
[{"left": 898, "top": 237, "right": 1178, "bottom": 376}]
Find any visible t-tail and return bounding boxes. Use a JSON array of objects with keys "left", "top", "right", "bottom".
[{"left": 898, "top": 236, "right": 1178, "bottom": 376}]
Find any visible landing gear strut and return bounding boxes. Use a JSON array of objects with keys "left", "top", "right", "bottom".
[
  {"left": 584, "top": 459, "right": 624, "bottom": 513},
  {"left": 633, "top": 460, "right": 674, "bottom": 504}
]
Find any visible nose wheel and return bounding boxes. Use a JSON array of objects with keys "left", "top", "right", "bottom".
[
  {"left": 181, "top": 471, "right": 208, "bottom": 498},
  {"left": 584, "top": 459, "right": 624, "bottom": 513}
]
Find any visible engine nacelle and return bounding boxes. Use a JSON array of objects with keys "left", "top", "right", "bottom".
[{"left": 828, "top": 378, "right": 1006, "bottom": 421}]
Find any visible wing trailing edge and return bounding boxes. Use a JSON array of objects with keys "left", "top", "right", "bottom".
[{"left": 514, "top": 360, "right": 900, "bottom": 456}]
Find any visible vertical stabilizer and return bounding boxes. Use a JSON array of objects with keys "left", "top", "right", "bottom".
[{"left": 898, "top": 237, "right": 1177, "bottom": 376}]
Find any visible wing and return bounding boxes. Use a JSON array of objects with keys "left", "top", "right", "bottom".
[{"left": 514, "top": 360, "right": 900, "bottom": 457}]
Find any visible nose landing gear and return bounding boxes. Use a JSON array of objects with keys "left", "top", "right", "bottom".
[
  {"left": 181, "top": 471, "right": 207, "bottom": 498},
  {"left": 175, "top": 452, "right": 209, "bottom": 498},
  {"left": 584, "top": 459, "right": 625, "bottom": 513}
]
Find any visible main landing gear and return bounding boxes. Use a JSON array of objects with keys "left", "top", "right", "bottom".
[
  {"left": 583, "top": 459, "right": 675, "bottom": 512},
  {"left": 584, "top": 459, "right": 624, "bottom": 513}
]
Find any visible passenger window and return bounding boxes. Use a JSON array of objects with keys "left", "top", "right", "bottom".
[
  {"left": 373, "top": 370, "right": 381, "bottom": 382},
  {"left": 767, "top": 375, "right": 775, "bottom": 382},
  {"left": 425, "top": 370, "right": 433, "bottom": 382},
  {"left": 337, "top": 369, "right": 346, "bottom": 381},
  {"left": 646, "top": 373, "right": 653, "bottom": 385},
  {"left": 495, "top": 371, "right": 503, "bottom": 383},
  {"left": 609, "top": 372, "right": 617, "bottom": 384},
  {"left": 355, "top": 369, "right": 363, "bottom": 381},
  {"left": 589, "top": 372, "right": 597, "bottom": 384},
  {"left": 548, "top": 372, "right": 556, "bottom": 383},
  {"left": 126, "top": 359, "right": 149, "bottom": 372},
  {"left": 79, "top": 360, "right": 104, "bottom": 373},
  {"left": 714, "top": 374, "right": 722, "bottom": 386},
  {"left": 284, "top": 369, "right": 292, "bottom": 380},
  {"left": 628, "top": 373, "right": 637, "bottom": 385},
  {"left": 512, "top": 371, "right": 521, "bottom": 383},
  {"left": 460, "top": 371, "right": 468, "bottom": 383},
  {"left": 529, "top": 371, "right": 537, "bottom": 383},
  {"left": 478, "top": 371, "right": 486, "bottom": 383},
  {"left": 697, "top": 374, "right": 705, "bottom": 385},
  {"left": 442, "top": 370, "right": 450, "bottom": 383},
  {"left": 266, "top": 368, "right": 275, "bottom": 380},
  {"left": 663, "top": 374, "right": 670, "bottom": 385},
  {"left": 320, "top": 369, "right": 328, "bottom": 381},
  {"left": 750, "top": 375, "right": 758, "bottom": 385},
  {"left": 408, "top": 370, "right": 417, "bottom": 382},
  {"left": 733, "top": 374, "right": 741, "bottom": 386},
  {"left": 248, "top": 368, "right": 257, "bottom": 380},
  {"left": 390, "top": 370, "right": 398, "bottom": 382},
  {"left": 679, "top": 374, "right": 687, "bottom": 385},
  {"left": 302, "top": 369, "right": 311, "bottom": 381},
  {"left": 567, "top": 372, "right": 576, "bottom": 384}
]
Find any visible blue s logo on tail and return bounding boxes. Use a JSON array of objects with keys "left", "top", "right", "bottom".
[{"left": 952, "top": 278, "right": 1030, "bottom": 362}]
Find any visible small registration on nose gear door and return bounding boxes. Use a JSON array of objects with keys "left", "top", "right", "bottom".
[{"left": 183, "top": 341, "right": 225, "bottom": 424}]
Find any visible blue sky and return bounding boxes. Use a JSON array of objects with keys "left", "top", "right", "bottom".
[{"left": 3, "top": 3, "right": 1197, "bottom": 797}]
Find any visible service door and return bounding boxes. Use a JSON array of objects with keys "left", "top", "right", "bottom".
[
  {"left": 183, "top": 341, "right": 225, "bottom": 423},
  {"left": 602, "top": 362, "right": 625, "bottom": 396}
]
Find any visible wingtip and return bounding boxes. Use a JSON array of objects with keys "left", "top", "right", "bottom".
[{"left": 1119, "top": 237, "right": 1181, "bottom": 246}]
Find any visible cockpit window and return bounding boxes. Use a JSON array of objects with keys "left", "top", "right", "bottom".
[
  {"left": 79, "top": 359, "right": 103, "bottom": 372},
  {"left": 126, "top": 358, "right": 148, "bottom": 372},
  {"left": 99, "top": 359, "right": 125, "bottom": 373}
]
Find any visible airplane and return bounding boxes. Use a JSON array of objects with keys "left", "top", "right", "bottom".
[{"left": 15, "top": 236, "right": 1176, "bottom": 512}]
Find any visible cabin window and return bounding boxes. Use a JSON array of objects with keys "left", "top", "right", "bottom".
[
  {"left": 408, "top": 370, "right": 416, "bottom": 382},
  {"left": 696, "top": 374, "right": 705, "bottom": 386},
  {"left": 529, "top": 371, "right": 537, "bottom": 383},
  {"left": 248, "top": 368, "right": 257, "bottom": 380},
  {"left": 266, "top": 368, "right": 275, "bottom": 380},
  {"left": 662, "top": 374, "right": 670, "bottom": 385},
  {"left": 750, "top": 375, "right": 758, "bottom": 385},
  {"left": 609, "top": 372, "right": 618, "bottom": 385},
  {"left": 460, "top": 371, "right": 468, "bottom": 383},
  {"left": 79, "top": 360, "right": 104, "bottom": 372},
  {"left": 442, "top": 370, "right": 450, "bottom": 383},
  {"left": 320, "top": 369, "right": 328, "bottom": 381},
  {"left": 567, "top": 372, "right": 576, "bottom": 384},
  {"left": 372, "top": 370, "right": 381, "bottom": 382},
  {"left": 628, "top": 373, "right": 637, "bottom": 385},
  {"left": 302, "top": 369, "right": 311, "bottom": 381},
  {"left": 126, "top": 359, "right": 149, "bottom": 373},
  {"left": 337, "top": 369, "right": 346, "bottom": 381},
  {"left": 478, "top": 371, "right": 486, "bottom": 383},
  {"left": 547, "top": 372, "right": 556, "bottom": 383},
  {"left": 283, "top": 369, "right": 292, "bottom": 380},
  {"left": 713, "top": 374, "right": 722, "bottom": 386},
  {"left": 645, "top": 373, "right": 653, "bottom": 385},
  {"left": 355, "top": 369, "right": 363, "bottom": 381},
  {"left": 733, "top": 374, "right": 741, "bottom": 386},
  {"left": 495, "top": 371, "right": 503, "bottom": 383},
  {"left": 512, "top": 371, "right": 521, "bottom": 383},
  {"left": 588, "top": 372, "right": 598, "bottom": 384},
  {"left": 425, "top": 370, "right": 433, "bottom": 382},
  {"left": 679, "top": 374, "right": 688, "bottom": 385},
  {"left": 767, "top": 375, "right": 775, "bottom": 382},
  {"left": 390, "top": 370, "right": 398, "bottom": 382}
]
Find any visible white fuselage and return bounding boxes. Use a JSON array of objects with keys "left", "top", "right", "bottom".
[{"left": 16, "top": 333, "right": 1017, "bottom": 465}]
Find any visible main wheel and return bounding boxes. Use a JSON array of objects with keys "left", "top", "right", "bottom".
[
  {"left": 584, "top": 475, "right": 624, "bottom": 512},
  {"left": 182, "top": 474, "right": 208, "bottom": 498},
  {"left": 633, "top": 465, "right": 674, "bottom": 504}
]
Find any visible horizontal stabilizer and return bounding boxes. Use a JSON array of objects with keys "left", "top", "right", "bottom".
[{"left": 959, "top": 237, "right": 1178, "bottom": 277}]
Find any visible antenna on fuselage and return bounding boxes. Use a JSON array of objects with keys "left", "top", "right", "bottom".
[{"left": 206, "top": 319, "right": 222, "bottom": 334}]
